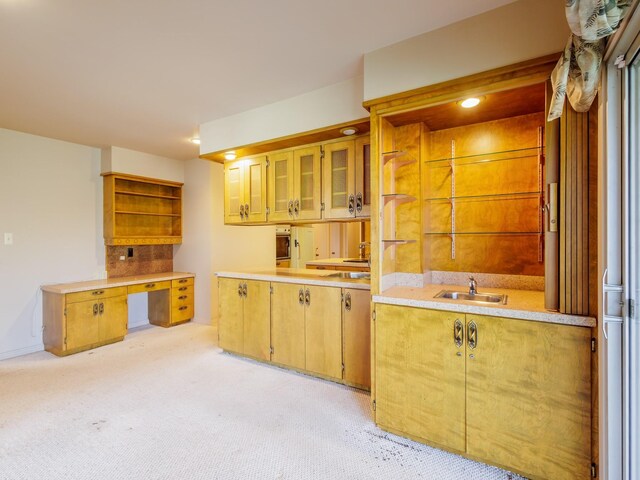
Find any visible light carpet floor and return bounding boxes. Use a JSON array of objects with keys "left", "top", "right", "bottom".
[{"left": 0, "top": 323, "right": 525, "bottom": 480}]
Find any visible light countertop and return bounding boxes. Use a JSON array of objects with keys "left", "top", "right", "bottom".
[
  {"left": 373, "top": 284, "right": 596, "bottom": 328},
  {"left": 306, "top": 257, "right": 370, "bottom": 268},
  {"left": 216, "top": 268, "right": 370, "bottom": 290},
  {"left": 41, "top": 272, "right": 195, "bottom": 294}
]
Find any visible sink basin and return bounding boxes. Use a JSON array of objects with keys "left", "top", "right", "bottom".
[
  {"left": 343, "top": 258, "right": 370, "bottom": 264},
  {"left": 328, "top": 272, "right": 371, "bottom": 280},
  {"left": 434, "top": 290, "right": 507, "bottom": 305}
]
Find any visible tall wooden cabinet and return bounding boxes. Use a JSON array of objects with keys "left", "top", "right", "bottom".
[{"left": 103, "top": 173, "right": 183, "bottom": 245}]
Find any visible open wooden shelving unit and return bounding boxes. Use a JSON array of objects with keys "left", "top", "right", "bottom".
[{"left": 103, "top": 173, "right": 183, "bottom": 245}]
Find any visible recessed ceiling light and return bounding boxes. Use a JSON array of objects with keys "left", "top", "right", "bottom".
[
  {"left": 224, "top": 151, "right": 237, "bottom": 161},
  {"left": 340, "top": 127, "right": 358, "bottom": 136},
  {"left": 460, "top": 98, "right": 481, "bottom": 109},
  {"left": 190, "top": 137, "right": 201, "bottom": 145}
]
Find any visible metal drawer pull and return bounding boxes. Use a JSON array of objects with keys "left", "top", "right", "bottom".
[
  {"left": 178, "top": 279, "right": 188, "bottom": 284},
  {"left": 242, "top": 283, "right": 248, "bottom": 297},
  {"left": 356, "top": 192, "right": 363, "bottom": 213},
  {"left": 245, "top": 203, "right": 249, "bottom": 216},
  {"left": 178, "top": 295, "right": 188, "bottom": 300},
  {"left": 304, "top": 289, "right": 310, "bottom": 306},
  {"left": 99, "top": 302, "right": 104, "bottom": 315},
  {"left": 298, "top": 288, "right": 304, "bottom": 305},
  {"left": 92, "top": 290, "right": 104, "bottom": 296},
  {"left": 454, "top": 319, "right": 464, "bottom": 347},
  {"left": 288, "top": 200, "right": 294, "bottom": 216},
  {"left": 293, "top": 199, "right": 300, "bottom": 216},
  {"left": 348, "top": 194, "right": 355, "bottom": 214},
  {"left": 178, "top": 306, "right": 188, "bottom": 311},
  {"left": 345, "top": 292, "right": 352, "bottom": 311},
  {"left": 93, "top": 303, "right": 99, "bottom": 316},
  {"left": 238, "top": 283, "right": 243, "bottom": 297},
  {"left": 178, "top": 287, "right": 187, "bottom": 292},
  {"left": 467, "top": 321, "right": 477, "bottom": 349},
  {"left": 145, "top": 283, "right": 156, "bottom": 288}
]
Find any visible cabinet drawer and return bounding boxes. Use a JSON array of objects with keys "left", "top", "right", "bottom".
[
  {"left": 172, "top": 303, "right": 193, "bottom": 323},
  {"left": 171, "top": 285, "right": 194, "bottom": 299},
  {"left": 172, "top": 277, "right": 194, "bottom": 288},
  {"left": 128, "top": 281, "right": 171, "bottom": 294},
  {"left": 66, "top": 287, "right": 127, "bottom": 304}
]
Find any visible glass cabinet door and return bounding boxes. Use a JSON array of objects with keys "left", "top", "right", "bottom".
[
  {"left": 244, "top": 156, "right": 268, "bottom": 223},
  {"left": 323, "top": 140, "right": 355, "bottom": 219},
  {"left": 267, "top": 151, "right": 294, "bottom": 222},
  {"left": 355, "top": 136, "right": 371, "bottom": 217},
  {"left": 293, "top": 146, "right": 322, "bottom": 220},
  {"left": 224, "top": 160, "right": 244, "bottom": 224}
]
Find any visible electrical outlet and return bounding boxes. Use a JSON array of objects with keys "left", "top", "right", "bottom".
[
  {"left": 4, "top": 233, "right": 13, "bottom": 245},
  {"left": 119, "top": 256, "right": 126, "bottom": 261}
]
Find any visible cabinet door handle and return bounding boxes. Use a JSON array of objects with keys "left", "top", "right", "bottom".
[
  {"left": 239, "top": 204, "right": 244, "bottom": 219},
  {"left": 178, "top": 295, "right": 188, "bottom": 300},
  {"left": 242, "top": 283, "right": 248, "bottom": 297},
  {"left": 288, "top": 200, "right": 294, "bottom": 216},
  {"left": 145, "top": 283, "right": 156, "bottom": 289},
  {"left": 92, "top": 290, "right": 104, "bottom": 296},
  {"left": 304, "top": 288, "right": 311, "bottom": 306},
  {"left": 93, "top": 303, "right": 99, "bottom": 316},
  {"left": 99, "top": 302, "right": 104, "bottom": 315},
  {"left": 238, "top": 283, "right": 244, "bottom": 297},
  {"left": 348, "top": 194, "right": 355, "bottom": 215},
  {"left": 244, "top": 203, "right": 250, "bottom": 217},
  {"left": 178, "top": 279, "right": 188, "bottom": 284},
  {"left": 178, "top": 287, "right": 187, "bottom": 292},
  {"left": 179, "top": 306, "right": 188, "bottom": 311},
  {"left": 467, "top": 321, "right": 478, "bottom": 349},
  {"left": 293, "top": 199, "right": 300, "bottom": 216},
  {"left": 454, "top": 319, "right": 464, "bottom": 347},
  {"left": 356, "top": 192, "right": 363, "bottom": 213},
  {"left": 298, "top": 288, "right": 304, "bottom": 305},
  {"left": 345, "top": 292, "right": 352, "bottom": 311}
]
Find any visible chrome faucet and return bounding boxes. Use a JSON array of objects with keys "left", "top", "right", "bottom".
[{"left": 469, "top": 276, "right": 477, "bottom": 295}]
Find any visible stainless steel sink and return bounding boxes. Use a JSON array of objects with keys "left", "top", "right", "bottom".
[
  {"left": 434, "top": 290, "right": 507, "bottom": 305},
  {"left": 328, "top": 272, "right": 371, "bottom": 280},
  {"left": 343, "top": 258, "right": 370, "bottom": 264}
]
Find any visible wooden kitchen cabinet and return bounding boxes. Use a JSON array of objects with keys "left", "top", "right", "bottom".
[
  {"left": 323, "top": 138, "right": 370, "bottom": 220},
  {"left": 375, "top": 304, "right": 465, "bottom": 452},
  {"left": 218, "top": 278, "right": 270, "bottom": 360},
  {"left": 224, "top": 156, "right": 268, "bottom": 224},
  {"left": 43, "top": 287, "right": 128, "bottom": 356},
  {"left": 465, "top": 314, "right": 592, "bottom": 480},
  {"left": 267, "top": 146, "right": 322, "bottom": 222},
  {"left": 374, "top": 304, "right": 592, "bottom": 480},
  {"left": 342, "top": 288, "right": 371, "bottom": 388},
  {"left": 304, "top": 285, "right": 342, "bottom": 379},
  {"left": 103, "top": 173, "right": 183, "bottom": 246},
  {"left": 270, "top": 282, "right": 306, "bottom": 369}
]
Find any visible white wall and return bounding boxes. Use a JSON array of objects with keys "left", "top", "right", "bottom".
[
  {"left": 199, "top": 76, "right": 368, "bottom": 155},
  {"left": 363, "top": 0, "right": 569, "bottom": 101},
  {"left": 0, "top": 129, "right": 104, "bottom": 359},
  {"left": 101, "top": 146, "right": 184, "bottom": 183}
]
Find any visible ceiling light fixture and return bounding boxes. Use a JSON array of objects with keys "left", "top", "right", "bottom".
[
  {"left": 460, "top": 97, "right": 481, "bottom": 109},
  {"left": 224, "top": 151, "right": 237, "bottom": 161},
  {"left": 340, "top": 127, "right": 358, "bottom": 136},
  {"left": 190, "top": 137, "right": 201, "bottom": 145}
]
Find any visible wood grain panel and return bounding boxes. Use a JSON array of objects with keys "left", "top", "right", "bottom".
[
  {"left": 99, "top": 295, "right": 128, "bottom": 342},
  {"left": 466, "top": 314, "right": 592, "bottom": 480},
  {"left": 218, "top": 277, "right": 244, "bottom": 354},
  {"left": 242, "top": 280, "right": 271, "bottom": 361},
  {"left": 270, "top": 282, "right": 305, "bottom": 370},
  {"left": 375, "top": 304, "right": 466, "bottom": 452},
  {"left": 305, "top": 286, "right": 342, "bottom": 379},
  {"left": 342, "top": 289, "right": 371, "bottom": 389}
]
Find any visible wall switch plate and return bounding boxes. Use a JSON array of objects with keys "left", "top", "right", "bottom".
[
  {"left": 4, "top": 233, "right": 13, "bottom": 245},
  {"left": 119, "top": 256, "right": 126, "bottom": 261}
]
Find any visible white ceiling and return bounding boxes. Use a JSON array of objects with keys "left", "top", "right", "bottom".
[{"left": 0, "top": 0, "right": 517, "bottom": 160}]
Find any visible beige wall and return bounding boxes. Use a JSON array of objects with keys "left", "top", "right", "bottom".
[
  {"left": 101, "top": 146, "right": 184, "bottom": 182},
  {"left": 363, "top": 0, "right": 569, "bottom": 101}
]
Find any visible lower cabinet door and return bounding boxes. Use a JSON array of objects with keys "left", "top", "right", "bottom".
[
  {"left": 304, "top": 285, "right": 342, "bottom": 379},
  {"left": 65, "top": 301, "right": 100, "bottom": 351},
  {"left": 98, "top": 295, "right": 128, "bottom": 342},
  {"left": 343, "top": 289, "right": 371, "bottom": 388},
  {"left": 242, "top": 280, "right": 271, "bottom": 361},
  {"left": 271, "top": 282, "right": 305, "bottom": 370},
  {"left": 218, "top": 278, "right": 244, "bottom": 353},
  {"left": 465, "top": 315, "right": 592, "bottom": 480},
  {"left": 375, "top": 304, "right": 466, "bottom": 452}
]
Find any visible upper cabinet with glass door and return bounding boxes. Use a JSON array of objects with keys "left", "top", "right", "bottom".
[
  {"left": 323, "top": 138, "right": 370, "bottom": 219},
  {"left": 224, "top": 155, "right": 268, "bottom": 224},
  {"left": 267, "top": 146, "right": 322, "bottom": 223}
]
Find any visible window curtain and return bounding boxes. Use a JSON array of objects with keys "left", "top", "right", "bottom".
[{"left": 548, "top": 0, "right": 630, "bottom": 121}]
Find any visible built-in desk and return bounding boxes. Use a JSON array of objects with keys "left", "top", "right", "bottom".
[{"left": 41, "top": 272, "right": 195, "bottom": 356}]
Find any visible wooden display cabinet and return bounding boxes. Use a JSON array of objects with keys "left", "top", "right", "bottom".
[{"left": 103, "top": 173, "right": 183, "bottom": 245}]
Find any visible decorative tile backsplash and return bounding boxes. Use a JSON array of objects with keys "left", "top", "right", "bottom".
[{"left": 106, "top": 245, "right": 173, "bottom": 278}]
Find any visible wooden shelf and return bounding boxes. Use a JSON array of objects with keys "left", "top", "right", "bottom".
[
  {"left": 425, "top": 146, "right": 542, "bottom": 166},
  {"left": 382, "top": 239, "right": 417, "bottom": 250},
  {"left": 424, "top": 231, "right": 542, "bottom": 236},
  {"left": 115, "top": 211, "right": 181, "bottom": 217},
  {"left": 382, "top": 193, "right": 416, "bottom": 206},
  {"left": 115, "top": 190, "right": 181, "bottom": 200},
  {"left": 382, "top": 150, "right": 417, "bottom": 168}
]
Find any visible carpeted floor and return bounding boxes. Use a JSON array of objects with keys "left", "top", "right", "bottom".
[{"left": 0, "top": 323, "right": 524, "bottom": 480}]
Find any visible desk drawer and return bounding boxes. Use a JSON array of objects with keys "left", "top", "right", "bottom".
[
  {"left": 172, "top": 285, "right": 194, "bottom": 299},
  {"left": 172, "top": 303, "right": 194, "bottom": 323},
  {"left": 66, "top": 287, "right": 127, "bottom": 304},
  {"left": 128, "top": 281, "right": 171, "bottom": 294},
  {"left": 172, "top": 277, "right": 194, "bottom": 288}
]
